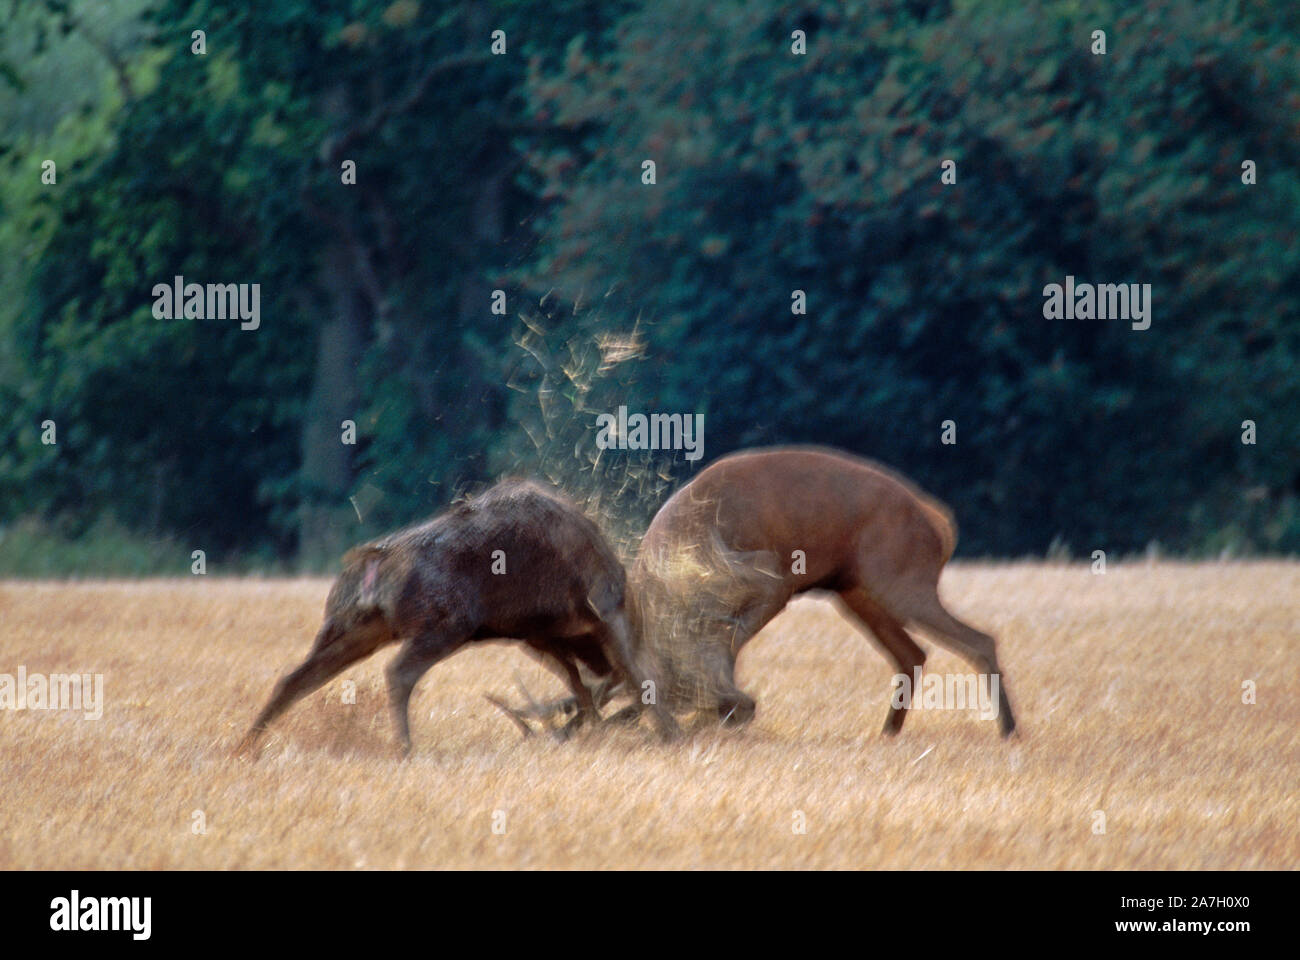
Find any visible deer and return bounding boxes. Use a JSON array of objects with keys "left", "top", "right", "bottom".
[
  {"left": 500, "top": 447, "right": 1016, "bottom": 738},
  {"left": 634, "top": 446, "right": 1016, "bottom": 736},
  {"left": 236, "top": 478, "right": 679, "bottom": 757}
]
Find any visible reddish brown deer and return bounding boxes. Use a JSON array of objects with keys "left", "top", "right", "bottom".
[
  {"left": 627, "top": 446, "right": 1016, "bottom": 736},
  {"left": 237, "top": 478, "right": 678, "bottom": 756}
]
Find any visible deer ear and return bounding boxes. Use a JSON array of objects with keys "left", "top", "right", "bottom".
[{"left": 362, "top": 557, "right": 381, "bottom": 592}]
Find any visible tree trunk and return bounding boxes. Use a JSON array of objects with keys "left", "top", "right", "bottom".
[{"left": 299, "top": 242, "right": 366, "bottom": 568}]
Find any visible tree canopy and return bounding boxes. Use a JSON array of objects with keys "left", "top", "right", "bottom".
[{"left": 1, "top": 0, "right": 1296, "bottom": 572}]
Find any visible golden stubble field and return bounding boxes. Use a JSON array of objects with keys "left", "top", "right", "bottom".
[{"left": 1, "top": 563, "right": 1296, "bottom": 869}]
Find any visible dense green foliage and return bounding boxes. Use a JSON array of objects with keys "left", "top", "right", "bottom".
[{"left": 1, "top": 0, "right": 1297, "bottom": 572}]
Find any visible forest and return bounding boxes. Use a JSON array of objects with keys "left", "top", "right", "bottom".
[{"left": 1, "top": 0, "right": 1296, "bottom": 572}]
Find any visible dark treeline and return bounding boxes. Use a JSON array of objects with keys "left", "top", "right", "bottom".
[{"left": 1, "top": 0, "right": 1297, "bottom": 572}]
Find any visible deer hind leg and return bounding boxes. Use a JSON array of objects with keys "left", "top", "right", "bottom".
[
  {"left": 886, "top": 584, "right": 1016, "bottom": 737},
  {"left": 239, "top": 615, "right": 390, "bottom": 754},
  {"left": 386, "top": 631, "right": 467, "bottom": 756},
  {"left": 836, "top": 588, "right": 927, "bottom": 736}
]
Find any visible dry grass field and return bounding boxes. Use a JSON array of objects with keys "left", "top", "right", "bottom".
[{"left": 1, "top": 562, "right": 1296, "bottom": 869}]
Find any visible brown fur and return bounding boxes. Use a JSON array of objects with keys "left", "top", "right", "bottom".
[
  {"left": 629, "top": 446, "right": 1015, "bottom": 736},
  {"left": 238, "top": 478, "right": 678, "bottom": 756}
]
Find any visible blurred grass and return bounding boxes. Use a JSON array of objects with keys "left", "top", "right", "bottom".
[
  {"left": 0, "top": 516, "right": 291, "bottom": 578},
  {"left": 1, "top": 563, "right": 1295, "bottom": 868}
]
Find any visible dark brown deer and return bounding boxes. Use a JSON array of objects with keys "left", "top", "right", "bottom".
[
  {"left": 625, "top": 446, "right": 1016, "bottom": 736},
  {"left": 237, "top": 478, "right": 678, "bottom": 756}
]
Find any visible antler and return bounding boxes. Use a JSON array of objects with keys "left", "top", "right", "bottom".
[
  {"left": 484, "top": 693, "right": 536, "bottom": 738},
  {"left": 485, "top": 674, "right": 572, "bottom": 739},
  {"left": 485, "top": 675, "right": 628, "bottom": 739}
]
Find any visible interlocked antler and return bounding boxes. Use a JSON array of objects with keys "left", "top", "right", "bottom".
[
  {"left": 484, "top": 673, "right": 566, "bottom": 739},
  {"left": 486, "top": 675, "right": 625, "bottom": 739}
]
